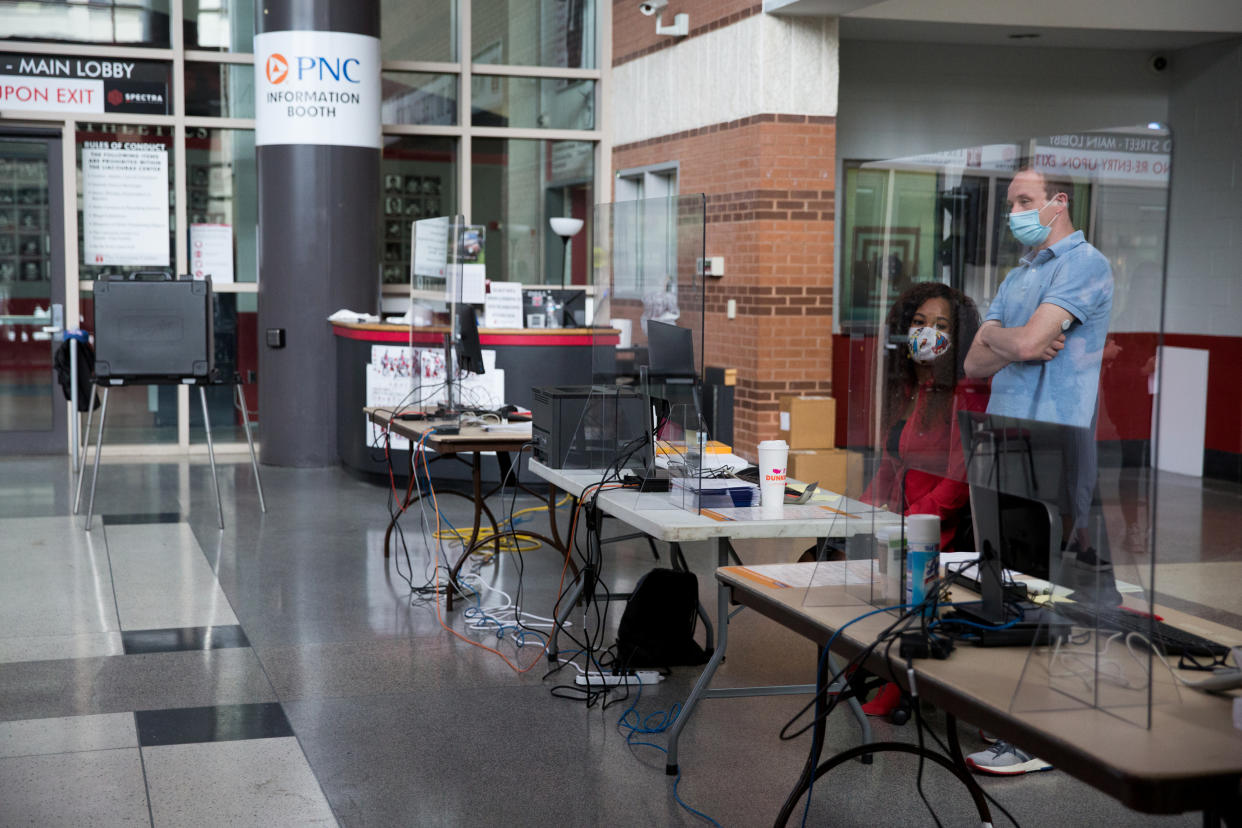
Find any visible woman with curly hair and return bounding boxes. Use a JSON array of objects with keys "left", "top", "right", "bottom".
[
  {"left": 859, "top": 282, "right": 989, "bottom": 718},
  {"left": 862, "top": 281, "right": 989, "bottom": 551}
]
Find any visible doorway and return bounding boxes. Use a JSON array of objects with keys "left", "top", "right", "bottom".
[{"left": 0, "top": 128, "right": 67, "bottom": 455}]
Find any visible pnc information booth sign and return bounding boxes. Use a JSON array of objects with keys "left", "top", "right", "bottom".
[{"left": 254, "top": 30, "right": 380, "bottom": 149}]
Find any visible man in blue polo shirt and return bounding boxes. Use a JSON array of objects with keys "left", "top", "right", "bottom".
[
  {"left": 962, "top": 167, "right": 1114, "bottom": 777},
  {"left": 965, "top": 169, "right": 1113, "bottom": 426}
]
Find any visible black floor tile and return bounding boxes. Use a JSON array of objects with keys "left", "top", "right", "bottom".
[
  {"left": 122, "top": 625, "right": 250, "bottom": 655},
  {"left": 102, "top": 512, "right": 183, "bottom": 526},
  {"left": 135, "top": 702, "right": 293, "bottom": 747}
]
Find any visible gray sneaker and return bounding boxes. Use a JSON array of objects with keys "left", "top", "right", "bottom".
[{"left": 966, "top": 740, "right": 1053, "bottom": 776}]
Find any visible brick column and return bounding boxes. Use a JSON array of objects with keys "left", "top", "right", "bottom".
[{"left": 614, "top": 114, "right": 837, "bottom": 459}]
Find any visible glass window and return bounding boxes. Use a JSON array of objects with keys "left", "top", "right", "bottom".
[
  {"left": 615, "top": 166, "right": 677, "bottom": 202},
  {"left": 381, "top": 136, "right": 458, "bottom": 284},
  {"left": 382, "top": 73, "right": 457, "bottom": 126},
  {"left": 471, "top": 76, "right": 592, "bottom": 130},
  {"left": 839, "top": 162, "right": 939, "bottom": 329},
  {"left": 185, "top": 63, "right": 255, "bottom": 119},
  {"left": 472, "top": 138, "right": 593, "bottom": 284},
  {"left": 75, "top": 123, "right": 176, "bottom": 282},
  {"left": 381, "top": 0, "right": 457, "bottom": 63},
  {"left": 185, "top": 128, "right": 257, "bottom": 283},
  {"left": 185, "top": 0, "right": 255, "bottom": 52},
  {"left": 472, "top": 0, "right": 595, "bottom": 68},
  {"left": 0, "top": 139, "right": 54, "bottom": 433},
  {"left": 0, "top": 0, "right": 172, "bottom": 48}
]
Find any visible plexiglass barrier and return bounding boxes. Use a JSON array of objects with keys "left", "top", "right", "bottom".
[
  {"left": 819, "top": 125, "right": 1184, "bottom": 727},
  {"left": 402, "top": 214, "right": 468, "bottom": 412},
  {"left": 534, "top": 195, "right": 710, "bottom": 514}
]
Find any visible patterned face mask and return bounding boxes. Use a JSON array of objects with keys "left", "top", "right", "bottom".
[{"left": 908, "top": 326, "right": 950, "bottom": 363}]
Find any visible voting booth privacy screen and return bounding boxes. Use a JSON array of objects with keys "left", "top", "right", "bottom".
[
  {"left": 93, "top": 275, "right": 214, "bottom": 381},
  {"left": 806, "top": 125, "right": 1175, "bottom": 728}
]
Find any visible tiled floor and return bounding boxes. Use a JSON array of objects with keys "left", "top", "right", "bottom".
[{"left": 0, "top": 454, "right": 1236, "bottom": 826}]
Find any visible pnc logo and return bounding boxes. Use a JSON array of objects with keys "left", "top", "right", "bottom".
[{"left": 265, "top": 53, "right": 289, "bottom": 84}]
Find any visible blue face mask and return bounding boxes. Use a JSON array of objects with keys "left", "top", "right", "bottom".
[{"left": 1008, "top": 199, "right": 1055, "bottom": 246}]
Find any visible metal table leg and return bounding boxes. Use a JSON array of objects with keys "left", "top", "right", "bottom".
[
  {"left": 665, "top": 538, "right": 732, "bottom": 775},
  {"left": 832, "top": 651, "right": 872, "bottom": 749},
  {"left": 671, "top": 542, "right": 715, "bottom": 654},
  {"left": 664, "top": 538, "right": 874, "bottom": 775},
  {"left": 548, "top": 574, "right": 584, "bottom": 662},
  {"left": 445, "top": 451, "right": 501, "bottom": 611}
]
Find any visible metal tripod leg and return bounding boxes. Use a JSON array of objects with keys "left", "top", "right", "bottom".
[
  {"left": 84, "top": 387, "right": 109, "bottom": 531},
  {"left": 199, "top": 386, "right": 224, "bottom": 530},
  {"left": 73, "top": 387, "right": 97, "bottom": 515},
  {"left": 235, "top": 382, "right": 266, "bottom": 513}
]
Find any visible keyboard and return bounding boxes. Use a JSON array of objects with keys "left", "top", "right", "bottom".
[{"left": 1051, "top": 601, "right": 1231, "bottom": 658}]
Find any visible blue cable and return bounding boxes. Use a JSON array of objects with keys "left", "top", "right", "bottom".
[
  {"left": 457, "top": 578, "right": 549, "bottom": 648},
  {"left": 799, "top": 597, "right": 1031, "bottom": 825},
  {"left": 800, "top": 602, "right": 921, "bottom": 827},
  {"left": 930, "top": 600, "right": 1027, "bottom": 632},
  {"left": 616, "top": 684, "right": 722, "bottom": 827}
]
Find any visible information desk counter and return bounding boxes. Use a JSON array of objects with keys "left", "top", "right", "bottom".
[{"left": 333, "top": 322, "right": 619, "bottom": 479}]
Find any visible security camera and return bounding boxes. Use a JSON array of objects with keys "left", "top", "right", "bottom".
[
  {"left": 639, "top": 0, "right": 667, "bottom": 16},
  {"left": 1149, "top": 54, "right": 1169, "bottom": 73}
]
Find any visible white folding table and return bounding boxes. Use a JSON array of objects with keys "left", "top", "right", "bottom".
[{"left": 528, "top": 459, "right": 902, "bottom": 774}]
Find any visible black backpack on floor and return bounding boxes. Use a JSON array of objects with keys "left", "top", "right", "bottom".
[{"left": 615, "top": 568, "right": 709, "bottom": 670}]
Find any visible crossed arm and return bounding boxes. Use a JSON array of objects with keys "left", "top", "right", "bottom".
[{"left": 964, "top": 302, "right": 1074, "bottom": 379}]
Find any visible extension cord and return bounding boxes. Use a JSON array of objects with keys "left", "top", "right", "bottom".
[{"left": 574, "top": 671, "right": 663, "bottom": 687}]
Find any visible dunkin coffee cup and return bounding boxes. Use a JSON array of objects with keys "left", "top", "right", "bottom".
[{"left": 756, "top": 439, "right": 789, "bottom": 517}]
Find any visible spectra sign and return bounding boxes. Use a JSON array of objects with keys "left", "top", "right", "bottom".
[
  {"left": 0, "top": 54, "right": 169, "bottom": 115},
  {"left": 253, "top": 30, "right": 379, "bottom": 149}
]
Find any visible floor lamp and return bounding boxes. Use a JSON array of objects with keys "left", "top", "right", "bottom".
[{"left": 549, "top": 217, "right": 584, "bottom": 287}]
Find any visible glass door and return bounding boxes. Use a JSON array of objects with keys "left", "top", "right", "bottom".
[{"left": 0, "top": 130, "right": 66, "bottom": 455}]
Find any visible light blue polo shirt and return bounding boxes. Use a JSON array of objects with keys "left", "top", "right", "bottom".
[{"left": 984, "top": 231, "right": 1113, "bottom": 429}]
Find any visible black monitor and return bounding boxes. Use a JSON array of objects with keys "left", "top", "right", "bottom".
[
  {"left": 559, "top": 290, "right": 588, "bottom": 328},
  {"left": 945, "top": 410, "right": 1106, "bottom": 641},
  {"left": 455, "top": 303, "right": 485, "bottom": 376},
  {"left": 646, "top": 320, "right": 696, "bottom": 382}
]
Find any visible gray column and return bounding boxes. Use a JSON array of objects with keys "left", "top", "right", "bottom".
[{"left": 255, "top": 1, "right": 380, "bottom": 466}]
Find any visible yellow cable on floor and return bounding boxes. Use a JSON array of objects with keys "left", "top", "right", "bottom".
[{"left": 433, "top": 494, "right": 573, "bottom": 557}]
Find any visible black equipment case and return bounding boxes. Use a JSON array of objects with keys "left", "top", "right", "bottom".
[{"left": 93, "top": 273, "right": 214, "bottom": 381}]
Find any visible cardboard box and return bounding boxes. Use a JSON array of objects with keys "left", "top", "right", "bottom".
[
  {"left": 778, "top": 395, "right": 836, "bottom": 450},
  {"left": 789, "top": 449, "right": 864, "bottom": 496}
]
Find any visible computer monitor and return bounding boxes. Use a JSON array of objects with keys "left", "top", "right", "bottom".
[
  {"left": 559, "top": 289, "right": 588, "bottom": 328},
  {"left": 947, "top": 410, "right": 1098, "bottom": 639},
  {"left": 646, "top": 320, "right": 696, "bottom": 382},
  {"left": 455, "top": 303, "right": 485, "bottom": 376},
  {"left": 644, "top": 321, "right": 704, "bottom": 449}
]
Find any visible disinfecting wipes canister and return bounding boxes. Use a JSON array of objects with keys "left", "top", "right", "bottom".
[{"left": 904, "top": 514, "right": 940, "bottom": 617}]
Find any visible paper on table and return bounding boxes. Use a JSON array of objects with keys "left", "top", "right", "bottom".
[
  {"left": 735, "top": 560, "right": 878, "bottom": 589},
  {"left": 700, "top": 504, "right": 867, "bottom": 522}
]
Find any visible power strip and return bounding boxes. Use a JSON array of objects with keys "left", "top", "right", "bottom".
[{"left": 574, "top": 671, "right": 663, "bottom": 687}]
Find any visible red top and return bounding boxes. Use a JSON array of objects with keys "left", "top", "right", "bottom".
[{"left": 862, "top": 380, "right": 990, "bottom": 551}]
